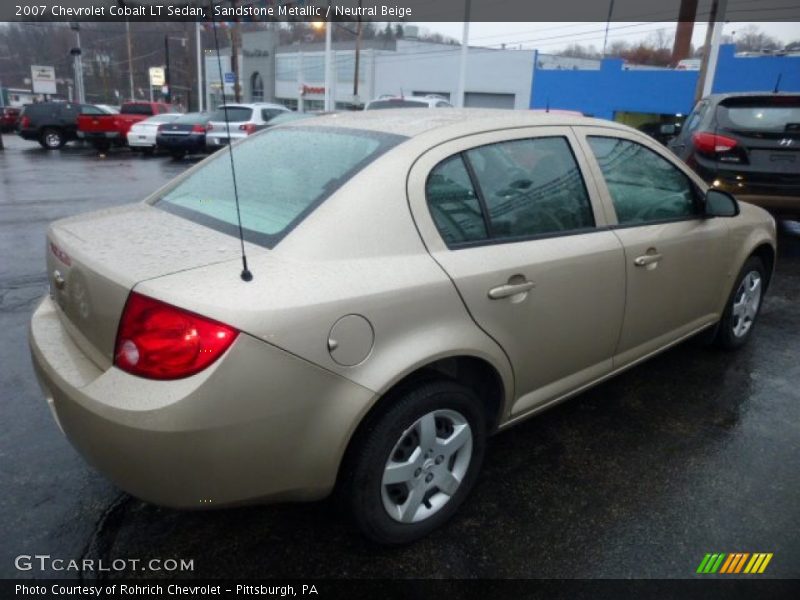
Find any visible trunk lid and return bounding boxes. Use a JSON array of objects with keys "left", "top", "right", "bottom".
[{"left": 46, "top": 203, "right": 251, "bottom": 368}]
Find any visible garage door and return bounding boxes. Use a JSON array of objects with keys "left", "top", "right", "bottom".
[{"left": 464, "top": 92, "right": 515, "bottom": 109}]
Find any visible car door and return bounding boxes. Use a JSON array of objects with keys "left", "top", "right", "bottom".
[
  {"left": 575, "top": 127, "right": 731, "bottom": 367},
  {"left": 407, "top": 127, "right": 626, "bottom": 417}
]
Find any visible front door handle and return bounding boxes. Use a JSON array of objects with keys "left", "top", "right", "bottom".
[
  {"left": 488, "top": 280, "right": 535, "bottom": 300},
  {"left": 634, "top": 253, "right": 663, "bottom": 267}
]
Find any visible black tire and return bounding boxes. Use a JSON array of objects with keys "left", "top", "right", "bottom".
[
  {"left": 170, "top": 150, "right": 186, "bottom": 160},
  {"left": 141, "top": 147, "right": 154, "bottom": 156},
  {"left": 341, "top": 379, "right": 486, "bottom": 545},
  {"left": 715, "top": 256, "right": 766, "bottom": 350},
  {"left": 91, "top": 140, "right": 111, "bottom": 153},
  {"left": 39, "top": 128, "right": 65, "bottom": 150}
]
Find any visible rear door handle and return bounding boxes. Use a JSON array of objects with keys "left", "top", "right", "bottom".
[
  {"left": 634, "top": 253, "right": 663, "bottom": 267},
  {"left": 488, "top": 281, "right": 535, "bottom": 300}
]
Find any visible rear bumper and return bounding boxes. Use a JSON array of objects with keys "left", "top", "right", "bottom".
[
  {"left": 82, "top": 132, "right": 122, "bottom": 141},
  {"left": 29, "top": 296, "right": 375, "bottom": 508},
  {"left": 157, "top": 135, "right": 206, "bottom": 153},
  {"left": 126, "top": 131, "right": 157, "bottom": 148}
]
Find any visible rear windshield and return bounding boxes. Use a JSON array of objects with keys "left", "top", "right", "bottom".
[
  {"left": 121, "top": 104, "right": 155, "bottom": 115},
  {"left": 210, "top": 106, "right": 253, "bottom": 122},
  {"left": 366, "top": 100, "right": 428, "bottom": 110},
  {"left": 720, "top": 97, "right": 800, "bottom": 131},
  {"left": 174, "top": 113, "right": 209, "bottom": 125},
  {"left": 155, "top": 127, "right": 405, "bottom": 248}
]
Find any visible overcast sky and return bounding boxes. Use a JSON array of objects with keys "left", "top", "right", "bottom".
[{"left": 420, "top": 22, "right": 798, "bottom": 52}]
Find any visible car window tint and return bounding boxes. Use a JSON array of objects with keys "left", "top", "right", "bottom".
[
  {"left": 465, "top": 137, "right": 594, "bottom": 239},
  {"left": 261, "top": 108, "right": 285, "bottom": 121},
  {"left": 587, "top": 136, "right": 697, "bottom": 225},
  {"left": 156, "top": 127, "right": 404, "bottom": 248},
  {"left": 80, "top": 105, "right": 105, "bottom": 115},
  {"left": 682, "top": 102, "right": 706, "bottom": 135},
  {"left": 426, "top": 155, "right": 488, "bottom": 245}
]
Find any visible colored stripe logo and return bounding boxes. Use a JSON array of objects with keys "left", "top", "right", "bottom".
[{"left": 696, "top": 553, "right": 773, "bottom": 574}]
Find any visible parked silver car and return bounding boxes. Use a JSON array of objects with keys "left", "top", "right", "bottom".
[
  {"left": 30, "top": 110, "right": 775, "bottom": 544},
  {"left": 205, "top": 102, "right": 289, "bottom": 148}
]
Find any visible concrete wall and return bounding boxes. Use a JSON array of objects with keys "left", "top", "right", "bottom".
[{"left": 530, "top": 45, "right": 800, "bottom": 119}]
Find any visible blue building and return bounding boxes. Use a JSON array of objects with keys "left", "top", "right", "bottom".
[{"left": 530, "top": 44, "right": 800, "bottom": 125}]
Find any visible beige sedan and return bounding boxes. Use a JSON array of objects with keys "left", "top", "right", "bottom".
[{"left": 30, "top": 110, "right": 776, "bottom": 544}]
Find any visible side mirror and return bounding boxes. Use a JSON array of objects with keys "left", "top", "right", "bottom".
[{"left": 705, "top": 189, "right": 739, "bottom": 217}]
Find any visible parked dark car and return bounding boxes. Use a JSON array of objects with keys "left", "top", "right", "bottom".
[
  {"left": 669, "top": 93, "right": 800, "bottom": 219},
  {"left": 1, "top": 106, "right": 21, "bottom": 132},
  {"left": 155, "top": 112, "right": 211, "bottom": 159},
  {"left": 16, "top": 102, "right": 111, "bottom": 149}
]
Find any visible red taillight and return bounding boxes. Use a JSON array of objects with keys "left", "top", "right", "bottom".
[
  {"left": 191, "top": 124, "right": 206, "bottom": 133},
  {"left": 692, "top": 131, "right": 738, "bottom": 155},
  {"left": 114, "top": 292, "right": 238, "bottom": 380},
  {"left": 239, "top": 123, "right": 257, "bottom": 135},
  {"left": 20, "top": 115, "right": 31, "bottom": 128}
]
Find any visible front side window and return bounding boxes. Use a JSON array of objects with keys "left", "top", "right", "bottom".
[
  {"left": 465, "top": 137, "right": 594, "bottom": 240},
  {"left": 587, "top": 136, "right": 698, "bottom": 225},
  {"left": 155, "top": 127, "right": 404, "bottom": 248}
]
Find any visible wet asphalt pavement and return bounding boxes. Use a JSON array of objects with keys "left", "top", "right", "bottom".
[{"left": 0, "top": 133, "right": 798, "bottom": 580}]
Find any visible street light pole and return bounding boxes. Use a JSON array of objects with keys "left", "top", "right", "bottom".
[
  {"left": 455, "top": 0, "right": 471, "bottom": 108},
  {"left": 196, "top": 22, "right": 204, "bottom": 112},
  {"left": 324, "top": 7, "right": 333, "bottom": 111},
  {"left": 70, "top": 23, "right": 85, "bottom": 103},
  {"left": 164, "top": 35, "right": 171, "bottom": 103}
]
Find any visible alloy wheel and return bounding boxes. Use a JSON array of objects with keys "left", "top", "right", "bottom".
[
  {"left": 731, "top": 270, "right": 762, "bottom": 338},
  {"left": 381, "top": 409, "right": 472, "bottom": 524}
]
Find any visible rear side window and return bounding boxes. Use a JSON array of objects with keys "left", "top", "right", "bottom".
[
  {"left": 210, "top": 107, "right": 253, "bottom": 122},
  {"left": 426, "top": 137, "right": 595, "bottom": 246},
  {"left": 587, "top": 136, "right": 698, "bottom": 225},
  {"left": 466, "top": 137, "right": 594, "bottom": 240},
  {"left": 261, "top": 108, "right": 285, "bottom": 122},
  {"left": 80, "top": 105, "right": 105, "bottom": 115},
  {"left": 426, "top": 156, "right": 488, "bottom": 245},
  {"left": 155, "top": 127, "right": 404, "bottom": 248}
]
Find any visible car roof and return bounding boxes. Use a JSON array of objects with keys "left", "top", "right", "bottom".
[
  {"left": 704, "top": 92, "right": 800, "bottom": 102},
  {"left": 299, "top": 108, "right": 627, "bottom": 139}
]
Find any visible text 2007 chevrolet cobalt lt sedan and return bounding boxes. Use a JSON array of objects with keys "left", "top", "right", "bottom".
[{"left": 30, "top": 110, "right": 776, "bottom": 544}]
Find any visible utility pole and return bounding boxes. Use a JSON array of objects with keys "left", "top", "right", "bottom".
[
  {"left": 455, "top": 0, "right": 471, "bottom": 108},
  {"left": 353, "top": 0, "right": 362, "bottom": 102},
  {"left": 230, "top": 1, "right": 241, "bottom": 103},
  {"left": 126, "top": 20, "right": 135, "bottom": 100},
  {"left": 695, "top": 0, "right": 728, "bottom": 103},
  {"left": 602, "top": 0, "right": 615, "bottom": 56},
  {"left": 671, "top": 0, "right": 698, "bottom": 65}
]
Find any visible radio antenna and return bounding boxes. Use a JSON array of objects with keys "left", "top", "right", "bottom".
[
  {"left": 210, "top": 1, "right": 252, "bottom": 282},
  {"left": 773, "top": 73, "right": 782, "bottom": 94}
]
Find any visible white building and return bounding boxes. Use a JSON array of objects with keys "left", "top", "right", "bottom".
[{"left": 274, "top": 38, "right": 536, "bottom": 111}]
